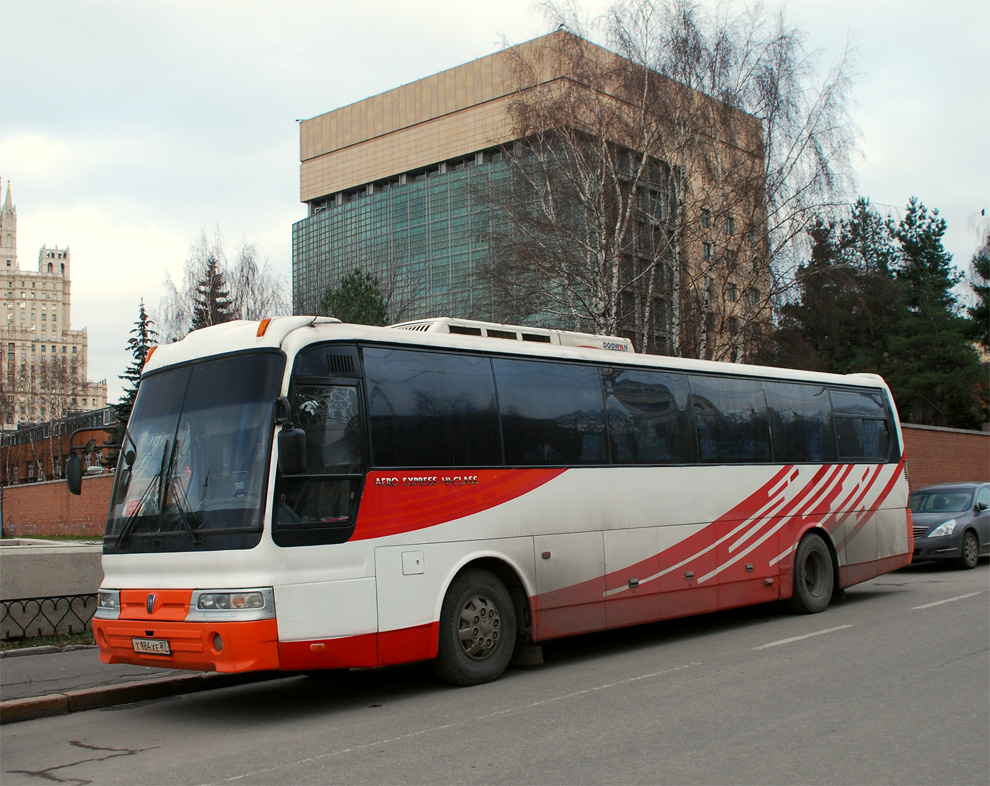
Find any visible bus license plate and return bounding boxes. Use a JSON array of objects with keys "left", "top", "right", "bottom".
[{"left": 132, "top": 638, "right": 171, "bottom": 655}]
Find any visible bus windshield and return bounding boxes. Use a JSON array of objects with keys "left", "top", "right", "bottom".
[{"left": 104, "top": 352, "right": 284, "bottom": 554}]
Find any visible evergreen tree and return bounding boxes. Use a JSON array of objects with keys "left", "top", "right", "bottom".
[
  {"left": 320, "top": 269, "right": 388, "bottom": 326},
  {"left": 968, "top": 237, "right": 990, "bottom": 353},
  {"left": 893, "top": 198, "right": 959, "bottom": 310},
  {"left": 836, "top": 198, "right": 898, "bottom": 274},
  {"left": 191, "top": 254, "right": 235, "bottom": 331},
  {"left": 760, "top": 211, "right": 901, "bottom": 374},
  {"left": 885, "top": 198, "right": 983, "bottom": 427},
  {"left": 763, "top": 197, "right": 986, "bottom": 428},
  {"left": 114, "top": 300, "right": 157, "bottom": 448}
]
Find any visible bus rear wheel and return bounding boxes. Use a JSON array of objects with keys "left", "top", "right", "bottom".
[
  {"left": 431, "top": 569, "right": 517, "bottom": 687},
  {"left": 787, "top": 534, "right": 834, "bottom": 614}
]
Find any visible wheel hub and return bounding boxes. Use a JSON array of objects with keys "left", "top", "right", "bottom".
[{"left": 457, "top": 594, "right": 501, "bottom": 660}]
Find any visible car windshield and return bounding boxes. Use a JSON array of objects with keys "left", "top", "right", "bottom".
[
  {"left": 105, "top": 352, "right": 284, "bottom": 553},
  {"left": 909, "top": 489, "right": 972, "bottom": 514}
]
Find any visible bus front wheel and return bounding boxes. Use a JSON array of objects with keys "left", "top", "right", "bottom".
[
  {"left": 787, "top": 534, "right": 834, "bottom": 614},
  {"left": 431, "top": 569, "right": 517, "bottom": 687}
]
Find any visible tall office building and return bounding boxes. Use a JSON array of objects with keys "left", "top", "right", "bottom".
[
  {"left": 293, "top": 31, "right": 769, "bottom": 356},
  {"left": 0, "top": 179, "right": 107, "bottom": 430}
]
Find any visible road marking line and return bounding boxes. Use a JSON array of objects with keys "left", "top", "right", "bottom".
[
  {"left": 912, "top": 591, "right": 982, "bottom": 610},
  {"left": 752, "top": 624, "right": 853, "bottom": 650}
]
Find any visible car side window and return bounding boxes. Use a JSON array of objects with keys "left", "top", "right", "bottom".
[{"left": 977, "top": 486, "right": 990, "bottom": 511}]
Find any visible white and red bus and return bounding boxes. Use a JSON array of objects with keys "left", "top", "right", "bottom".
[{"left": 83, "top": 316, "right": 912, "bottom": 686}]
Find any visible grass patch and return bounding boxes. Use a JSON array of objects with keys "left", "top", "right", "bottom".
[{"left": 1, "top": 630, "right": 96, "bottom": 652}]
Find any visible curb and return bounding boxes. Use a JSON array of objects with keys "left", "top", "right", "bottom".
[
  {"left": 0, "top": 670, "right": 281, "bottom": 725},
  {"left": 0, "top": 645, "right": 97, "bottom": 659}
]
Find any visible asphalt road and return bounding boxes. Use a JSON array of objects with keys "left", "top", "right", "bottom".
[{"left": 2, "top": 562, "right": 987, "bottom": 786}]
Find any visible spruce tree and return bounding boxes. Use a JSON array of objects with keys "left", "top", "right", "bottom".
[
  {"left": 191, "top": 255, "right": 235, "bottom": 331},
  {"left": 114, "top": 300, "right": 157, "bottom": 448},
  {"left": 763, "top": 197, "right": 986, "bottom": 428},
  {"left": 968, "top": 238, "right": 990, "bottom": 353},
  {"left": 887, "top": 199, "right": 984, "bottom": 427}
]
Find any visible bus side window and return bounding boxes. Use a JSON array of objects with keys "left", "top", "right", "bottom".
[
  {"left": 830, "top": 389, "right": 893, "bottom": 462},
  {"left": 364, "top": 347, "right": 501, "bottom": 468},
  {"left": 273, "top": 383, "right": 363, "bottom": 547},
  {"left": 291, "top": 385, "right": 361, "bottom": 473},
  {"left": 764, "top": 382, "right": 836, "bottom": 463},
  {"left": 834, "top": 416, "right": 891, "bottom": 462},
  {"left": 604, "top": 368, "right": 696, "bottom": 465},
  {"left": 493, "top": 358, "right": 606, "bottom": 466},
  {"left": 689, "top": 375, "right": 771, "bottom": 464}
]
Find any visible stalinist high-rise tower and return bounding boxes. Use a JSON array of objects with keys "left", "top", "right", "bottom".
[{"left": 0, "top": 178, "right": 107, "bottom": 430}]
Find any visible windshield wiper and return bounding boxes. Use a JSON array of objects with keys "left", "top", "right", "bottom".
[
  {"left": 111, "top": 440, "right": 169, "bottom": 548},
  {"left": 164, "top": 475, "right": 202, "bottom": 545},
  {"left": 158, "top": 438, "right": 202, "bottom": 546}
]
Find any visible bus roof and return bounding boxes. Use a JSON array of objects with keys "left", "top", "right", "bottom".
[
  {"left": 389, "top": 317, "right": 634, "bottom": 353},
  {"left": 142, "top": 316, "right": 892, "bottom": 391}
]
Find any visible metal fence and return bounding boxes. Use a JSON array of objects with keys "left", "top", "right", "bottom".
[{"left": 1, "top": 594, "right": 98, "bottom": 640}]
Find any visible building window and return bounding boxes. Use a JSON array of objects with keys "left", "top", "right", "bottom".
[
  {"left": 702, "top": 243, "right": 713, "bottom": 263},
  {"left": 725, "top": 216, "right": 735, "bottom": 235},
  {"left": 700, "top": 209, "right": 711, "bottom": 228},
  {"left": 727, "top": 283, "right": 739, "bottom": 302}
]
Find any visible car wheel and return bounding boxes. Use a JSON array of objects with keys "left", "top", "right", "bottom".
[
  {"left": 786, "top": 533, "right": 834, "bottom": 614},
  {"left": 431, "top": 569, "right": 517, "bottom": 687},
  {"left": 958, "top": 530, "right": 979, "bottom": 570}
]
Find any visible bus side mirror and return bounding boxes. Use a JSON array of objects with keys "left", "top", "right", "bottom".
[
  {"left": 67, "top": 453, "right": 83, "bottom": 495},
  {"left": 277, "top": 426, "right": 307, "bottom": 475}
]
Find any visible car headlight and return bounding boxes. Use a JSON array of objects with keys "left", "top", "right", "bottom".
[
  {"left": 929, "top": 519, "right": 957, "bottom": 537},
  {"left": 186, "top": 588, "right": 275, "bottom": 622}
]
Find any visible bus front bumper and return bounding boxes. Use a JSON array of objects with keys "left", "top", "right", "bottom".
[{"left": 93, "top": 617, "right": 280, "bottom": 673}]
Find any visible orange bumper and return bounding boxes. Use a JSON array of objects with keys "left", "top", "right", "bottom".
[{"left": 93, "top": 616, "right": 280, "bottom": 673}]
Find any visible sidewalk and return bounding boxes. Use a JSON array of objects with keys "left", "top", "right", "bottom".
[{"left": 0, "top": 645, "right": 278, "bottom": 724}]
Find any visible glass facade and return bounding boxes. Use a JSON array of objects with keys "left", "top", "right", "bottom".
[{"left": 292, "top": 151, "right": 510, "bottom": 321}]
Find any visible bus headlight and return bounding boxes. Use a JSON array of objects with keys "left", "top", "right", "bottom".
[
  {"left": 96, "top": 589, "right": 121, "bottom": 619},
  {"left": 187, "top": 588, "right": 275, "bottom": 622},
  {"left": 198, "top": 592, "right": 265, "bottom": 610}
]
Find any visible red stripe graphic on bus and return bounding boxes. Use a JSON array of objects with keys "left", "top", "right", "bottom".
[
  {"left": 532, "top": 462, "right": 904, "bottom": 636},
  {"left": 353, "top": 468, "right": 567, "bottom": 541}
]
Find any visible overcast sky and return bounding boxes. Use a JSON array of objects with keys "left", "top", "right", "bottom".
[{"left": 1, "top": 0, "right": 988, "bottom": 402}]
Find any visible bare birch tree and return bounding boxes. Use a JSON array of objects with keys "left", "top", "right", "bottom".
[
  {"left": 36, "top": 354, "right": 80, "bottom": 479},
  {"left": 486, "top": 0, "right": 857, "bottom": 360},
  {"left": 156, "top": 227, "right": 290, "bottom": 342}
]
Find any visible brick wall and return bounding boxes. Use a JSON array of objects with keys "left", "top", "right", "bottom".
[
  {"left": 1, "top": 474, "right": 113, "bottom": 537},
  {"left": 902, "top": 424, "right": 990, "bottom": 491}
]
